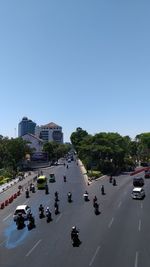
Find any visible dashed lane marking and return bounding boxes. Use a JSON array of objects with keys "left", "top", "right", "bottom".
[
  {"left": 2, "top": 213, "right": 12, "bottom": 222},
  {"left": 89, "top": 246, "right": 101, "bottom": 266},
  {"left": 108, "top": 217, "right": 114, "bottom": 228},
  {"left": 26, "top": 239, "right": 42, "bottom": 257}
]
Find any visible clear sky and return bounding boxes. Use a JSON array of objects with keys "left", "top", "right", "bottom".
[{"left": 0, "top": 0, "right": 150, "bottom": 142}]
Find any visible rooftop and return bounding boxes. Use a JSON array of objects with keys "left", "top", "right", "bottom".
[{"left": 41, "top": 122, "right": 61, "bottom": 129}]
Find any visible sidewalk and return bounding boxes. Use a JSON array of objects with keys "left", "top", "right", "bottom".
[
  {"left": 0, "top": 171, "right": 37, "bottom": 195},
  {"left": 78, "top": 159, "right": 92, "bottom": 185}
]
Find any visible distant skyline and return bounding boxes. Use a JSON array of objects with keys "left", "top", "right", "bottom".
[{"left": 0, "top": 1, "right": 150, "bottom": 142}]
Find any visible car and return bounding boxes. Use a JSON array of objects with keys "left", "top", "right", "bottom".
[
  {"left": 133, "top": 177, "right": 144, "bottom": 187},
  {"left": 144, "top": 170, "right": 150, "bottom": 178},
  {"left": 13, "top": 205, "right": 31, "bottom": 221},
  {"left": 49, "top": 173, "right": 56, "bottom": 183},
  {"left": 131, "top": 187, "right": 145, "bottom": 200}
]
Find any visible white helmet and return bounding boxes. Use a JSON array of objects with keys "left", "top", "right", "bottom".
[
  {"left": 46, "top": 207, "right": 50, "bottom": 211},
  {"left": 72, "top": 226, "right": 76, "bottom": 230}
]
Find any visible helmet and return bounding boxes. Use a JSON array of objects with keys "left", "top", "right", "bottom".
[
  {"left": 46, "top": 207, "right": 49, "bottom": 211},
  {"left": 72, "top": 226, "right": 76, "bottom": 230}
]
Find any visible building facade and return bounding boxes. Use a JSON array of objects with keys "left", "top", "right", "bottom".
[
  {"left": 21, "top": 133, "right": 44, "bottom": 152},
  {"left": 18, "top": 117, "right": 36, "bottom": 137},
  {"left": 35, "top": 122, "right": 63, "bottom": 143}
]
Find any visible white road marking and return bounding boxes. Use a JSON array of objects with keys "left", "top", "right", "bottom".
[
  {"left": 2, "top": 213, "right": 12, "bottom": 222},
  {"left": 138, "top": 220, "right": 141, "bottom": 232},
  {"left": 56, "top": 213, "right": 62, "bottom": 223},
  {"left": 26, "top": 239, "right": 42, "bottom": 257},
  {"left": 134, "top": 251, "right": 139, "bottom": 267},
  {"left": 118, "top": 201, "right": 122, "bottom": 208},
  {"left": 108, "top": 217, "right": 114, "bottom": 228},
  {"left": 89, "top": 246, "right": 101, "bottom": 266}
]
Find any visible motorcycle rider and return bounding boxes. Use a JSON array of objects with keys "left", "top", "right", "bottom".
[
  {"left": 67, "top": 192, "right": 72, "bottom": 202},
  {"left": 113, "top": 178, "right": 116, "bottom": 186},
  {"left": 39, "top": 204, "right": 44, "bottom": 218},
  {"left": 101, "top": 185, "right": 104, "bottom": 194},
  {"left": 109, "top": 175, "right": 113, "bottom": 183},
  {"left": 25, "top": 188, "right": 29, "bottom": 198},
  {"left": 45, "top": 183, "right": 49, "bottom": 194},
  {"left": 16, "top": 213, "right": 25, "bottom": 229},
  {"left": 83, "top": 190, "right": 89, "bottom": 201},
  {"left": 54, "top": 201, "right": 59, "bottom": 214},
  {"left": 31, "top": 184, "right": 35, "bottom": 193},
  {"left": 46, "top": 207, "right": 52, "bottom": 221},
  {"left": 28, "top": 212, "right": 35, "bottom": 228},
  {"left": 55, "top": 191, "right": 59, "bottom": 201},
  {"left": 93, "top": 195, "right": 97, "bottom": 207},
  {"left": 94, "top": 202, "right": 99, "bottom": 214},
  {"left": 71, "top": 226, "right": 80, "bottom": 245}
]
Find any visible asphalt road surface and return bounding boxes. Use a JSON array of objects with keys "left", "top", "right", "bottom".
[{"left": 0, "top": 161, "right": 150, "bottom": 267}]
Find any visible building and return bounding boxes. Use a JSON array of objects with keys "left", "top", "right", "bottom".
[
  {"left": 21, "top": 133, "right": 44, "bottom": 152},
  {"left": 35, "top": 122, "right": 63, "bottom": 143},
  {"left": 18, "top": 117, "right": 36, "bottom": 137}
]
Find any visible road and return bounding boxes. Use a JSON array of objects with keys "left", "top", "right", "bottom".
[{"left": 0, "top": 161, "right": 150, "bottom": 267}]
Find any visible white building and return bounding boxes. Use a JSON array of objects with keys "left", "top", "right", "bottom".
[
  {"left": 35, "top": 122, "right": 63, "bottom": 144},
  {"left": 21, "top": 133, "right": 44, "bottom": 152}
]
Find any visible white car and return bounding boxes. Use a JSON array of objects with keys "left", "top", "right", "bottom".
[
  {"left": 132, "top": 187, "right": 145, "bottom": 200},
  {"left": 13, "top": 205, "right": 31, "bottom": 221}
]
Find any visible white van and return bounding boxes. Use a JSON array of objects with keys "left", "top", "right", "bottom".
[{"left": 131, "top": 187, "right": 145, "bottom": 200}]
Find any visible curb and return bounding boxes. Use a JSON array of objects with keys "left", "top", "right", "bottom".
[{"left": 0, "top": 190, "right": 21, "bottom": 210}]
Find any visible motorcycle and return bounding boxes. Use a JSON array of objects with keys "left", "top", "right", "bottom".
[
  {"left": 55, "top": 206, "right": 59, "bottom": 215},
  {"left": 39, "top": 209, "right": 45, "bottom": 219},
  {"left": 109, "top": 176, "right": 113, "bottom": 183},
  {"left": 83, "top": 192, "right": 89, "bottom": 201},
  {"left": 27, "top": 216, "right": 35, "bottom": 230},
  {"left": 113, "top": 179, "right": 116, "bottom": 186},
  {"left": 16, "top": 215, "right": 25, "bottom": 230},
  {"left": 94, "top": 203, "right": 100, "bottom": 215},
  {"left": 101, "top": 186, "right": 105, "bottom": 195},
  {"left": 45, "top": 185, "right": 49, "bottom": 194},
  {"left": 68, "top": 193, "right": 72, "bottom": 203},
  {"left": 31, "top": 185, "right": 35, "bottom": 193},
  {"left": 25, "top": 190, "right": 29, "bottom": 198},
  {"left": 71, "top": 231, "right": 81, "bottom": 247},
  {"left": 55, "top": 195, "right": 59, "bottom": 202},
  {"left": 46, "top": 211, "right": 52, "bottom": 222},
  {"left": 93, "top": 196, "right": 97, "bottom": 207}
]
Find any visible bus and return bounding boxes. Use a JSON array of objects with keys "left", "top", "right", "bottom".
[{"left": 37, "top": 175, "right": 47, "bottom": 189}]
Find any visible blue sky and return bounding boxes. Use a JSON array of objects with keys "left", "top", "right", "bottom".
[{"left": 0, "top": 0, "right": 150, "bottom": 142}]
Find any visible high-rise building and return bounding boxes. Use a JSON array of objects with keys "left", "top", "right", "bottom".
[
  {"left": 18, "top": 117, "right": 36, "bottom": 137},
  {"left": 35, "top": 122, "right": 63, "bottom": 143}
]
